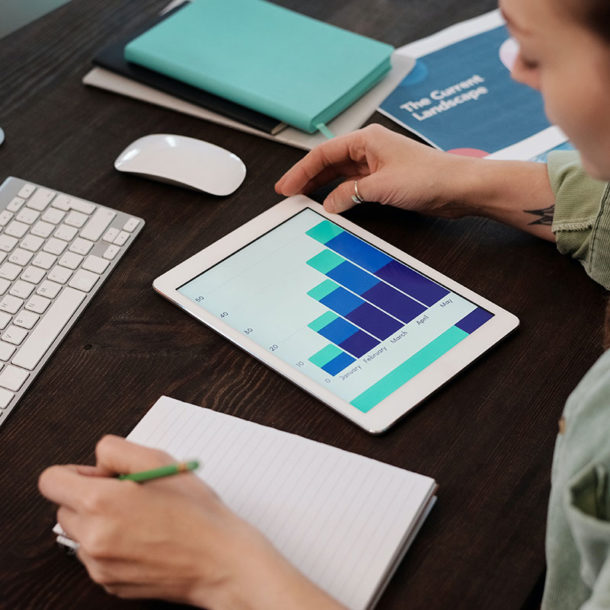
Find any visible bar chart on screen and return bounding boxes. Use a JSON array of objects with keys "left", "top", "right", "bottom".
[{"left": 178, "top": 209, "right": 493, "bottom": 412}]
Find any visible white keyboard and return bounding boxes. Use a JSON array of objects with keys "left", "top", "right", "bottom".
[{"left": 0, "top": 177, "right": 144, "bottom": 427}]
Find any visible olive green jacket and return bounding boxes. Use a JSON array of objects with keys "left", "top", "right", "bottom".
[{"left": 542, "top": 152, "right": 610, "bottom": 610}]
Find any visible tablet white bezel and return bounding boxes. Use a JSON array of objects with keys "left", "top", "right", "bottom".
[{"left": 153, "top": 196, "right": 518, "bottom": 433}]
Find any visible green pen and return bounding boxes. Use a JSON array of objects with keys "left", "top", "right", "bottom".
[{"left": 118, "top": 460, "right": 200, "bottom": 482}]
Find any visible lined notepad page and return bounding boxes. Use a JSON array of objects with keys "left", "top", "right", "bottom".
[{"left": 129, "top": 397, "right": 435, "bottom": 609}]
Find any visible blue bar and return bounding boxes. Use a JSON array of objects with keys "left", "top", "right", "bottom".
[
  {"left": 455, "top": 308, "right": 494, "bottom": 333},
  {"left": 317, "top": 316, "right": 359, "bottom": 344},
  {"left": 322, "top": 351, "right": 356, "bottom": 376},
  {"left": 362, "top": 282, "right": 425, "bottom": 324},
  {"left": 326, "top": 260, "right": 379, "bottom": 295},
  {"left": 319, "top": 286, "right": 362, "bottom": 316},
  {"left": 346, "top": 302, "right": 403, "bottom": 340},
  {"left": 325, "top": 232, "right": 392, "bottom": 273},
  {"left": 375, "top": 260, "right": 449, "bottom": 306},
  {"left": 339, "top": 330, "right": 379, "bottom": 358}
]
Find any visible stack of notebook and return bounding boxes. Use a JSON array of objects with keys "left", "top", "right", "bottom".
[{"left": 85, "top": 0, "right": 415, "bottom": 150}]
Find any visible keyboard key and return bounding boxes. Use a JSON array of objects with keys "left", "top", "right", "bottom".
[
  {"left": 80, "top": 208, "right": 115, "bottom": 241},
  {"left": 68, "top": 269, "right": 98, "bottom": 292},
  {"left": 58, "top": 252, "right": 82, "bottom": 269},
  {"left": 0, "top": 342, "right": 14, "bottom": 360},
  {"left": 123, "top": 217, "right": 140, "bottom": 232},
  {"left": 0, "top": 280, "right": 9, "bottom": 297},
  {"left": 14, "top": 310, "right": 39, "bottom": 330},
  {"left": 0, "top": 365, "right": 29, "bottom": 391},
  {"left": 3, "top": 325, "right": 28, "bottom": 345},
  {"left": 9, "top": 280, "right": 35, "bottom": 299},
  {"left": 5, "top": 221, "right": 29, "bottom": 239},
  {"left": 53, "top": 224, "right": 77, "bottom": 241},
  {"left": 13, "top": 288, "right": 85, "bottom": 371},
  {"left": 114, "top": 231, "right": 130, "bottom": 246},
  {"left": 0, "top": 295, "right": 23, "bottom": 314},
  {"left": 0, "top": 263, "right": 22, "bottom": 281},
  {"left": 103, "top": 227, "right": 119, "bottom": 243},
  {"left": 0, "top": 235, "right": 17, "bottom": 252},
  {"left": 7, "top": 197, "right": 25, "bottom": 212},
  {"left": 9, "top": 248, "right": 33, "bottom": 266},
  {"left": 48, "top": 266, "right": 72, "bottom": 284},
  {"left": 37, "top": 280, "right": 62, "bottom": 299},
  {"left": 0, "top": 388, "right": 13, "bottom": 408},
  {"left": 0, "top": 210, "right": 13, "bottom": 226},
  {"left": 27, "top": 188, "right": 55, "bottom": 211},
  {"left": 64, "top": 211, "right": 88, "bottom": 228},
  {"left": 0, "top": 312, "right": 11, "bottom": 329},
  {"left": 21, "top": 265, "right": 45, "bottom": 284},
  {"left": 43, "top": 238, "right": 68, "bottom": 256},
  {"left": 20, "top": 234, "right": 44, "bottom": 252},
  {"left": 103, "top": 244, "right": 120, "bottom": 260},
  {"left": 25, "top": 294, "right": 51, "bottom": 314},
  {"left": 70, "top": 198, "right": 96, "bottom": 214},
  {"left": 17, "top": 183, "right": 36, "bottom": 198},
  {"left": 16, "top": 208, "right": 39, "bottom": 224},
  {"left": 41, "top": 208, "right": 64, "bottom": 224},
  {"left": 32, "top": 252, "right": 56, "bottom": 270},
  {"left": 51, "top": 194, "right": 71, "bottom": 211},
  {"left": 82, "top": 255, "right": 109, "bottom": 275},
  {"left": 69, "top": 237, "right": 93, "bottom": 255},
  {"left": 31, "top": 221, "right": 55, "bottom": 238}
]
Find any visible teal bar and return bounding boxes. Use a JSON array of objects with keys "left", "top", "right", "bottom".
[
  {"left": 308, "top": 311, "right": 338, "bottom": 332},
  {"left": 350, "top": 326, "right": 469, "bottom": 412},
  {"left": 309, "top": 343, "right": 344, "bottom": 368},
  {"left": 306, "top": 220, "right": 344, "bottom": 244},
  {"left": 307, "top": 249, "right": 345, "bottom": 274},
  {"left": 307, "top": 279, "right": 339, "bottom": 301}
]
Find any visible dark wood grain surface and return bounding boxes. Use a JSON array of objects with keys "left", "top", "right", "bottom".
[{"left": 0, "top": 1, "right": 605, "bottom": 609}]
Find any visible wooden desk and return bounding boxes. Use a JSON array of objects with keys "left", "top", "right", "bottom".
[{"left": 0, "top": 1, "right": 605, "bottom": 608}]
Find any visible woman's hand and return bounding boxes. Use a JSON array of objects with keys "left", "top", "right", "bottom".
[
  {"left": 39, "top": 435, "right": 344, "bottom": 610},
  {"left": 275, "top": 124, "right": 475, "bottom": 217},
  {"left": 275, "top": 124, "right": 556, "bottom": 240}
]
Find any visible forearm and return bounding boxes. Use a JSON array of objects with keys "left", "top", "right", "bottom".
[{"left": 440, "top": 156, "right": 556, "bottom": 241}]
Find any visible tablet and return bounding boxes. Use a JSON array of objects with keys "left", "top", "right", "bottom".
[{"left": 154, "top": 196, "right": 518, "bottom": 433}]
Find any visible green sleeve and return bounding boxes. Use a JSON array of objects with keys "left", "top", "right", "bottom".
[{"left": 548, "top": 151, "right": 610, "bottom": 289}]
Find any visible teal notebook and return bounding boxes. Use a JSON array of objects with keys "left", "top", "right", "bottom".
[{"left": 124, "top": 0, "right": 394, "bottom": 134}]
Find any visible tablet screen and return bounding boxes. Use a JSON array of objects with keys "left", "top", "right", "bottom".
[{"left": 178, "top": 209, "right": 493, "bottom": 413}]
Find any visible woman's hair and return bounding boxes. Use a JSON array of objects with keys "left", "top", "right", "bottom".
[{"left": 564, "top": 0, "right": 610, "bottom": 43}]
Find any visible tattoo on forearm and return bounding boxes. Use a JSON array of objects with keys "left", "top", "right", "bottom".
[{"left": 524, "top": 204, "right": 555, "bottom": 226}]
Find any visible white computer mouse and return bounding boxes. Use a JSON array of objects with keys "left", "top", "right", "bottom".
[{"left": 114, "top": 133, "right": 246, "bottom": 196}]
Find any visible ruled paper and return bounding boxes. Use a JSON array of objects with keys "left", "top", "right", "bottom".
[{"left": 128, "top": 396, "right": 435, "bottom": 609}]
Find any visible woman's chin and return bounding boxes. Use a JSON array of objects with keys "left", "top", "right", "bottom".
[{"left": 579, "top": 153, "right": 610, "bottom": 183}]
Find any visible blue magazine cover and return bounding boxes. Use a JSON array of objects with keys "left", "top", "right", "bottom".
[{"left": 379, "top": 25, "right": 554, "bottom": 157}]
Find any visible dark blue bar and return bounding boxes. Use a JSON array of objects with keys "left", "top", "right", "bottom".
[
  {"left": 455, "top": 308, "right": 494, "bottom": 334},
  {"left": 376, "top": 261, "right": 449, "bottom": 306},
  {"left": 322, "top": 351, "right": 356, "bottom": 376},
  {"left": 325, "top": 232, "right": 392, "bottom": 274},
  {"left": 327, "top": 261, "right": 379, "bottom": 295},
  {"left": 319, "top": 287, "right": 363, "bottom": 316},
  {"left": 346, "top": 302, "right": 403, "bottom": 340},
  {"left": 317, "top": 316, "right": 359, "bottom": 345},
  {"left": 339, "top": 330, "right": 379, "bottom": 358},
  {"left": 362, "top": 281, "right": 426, "bottom": 324}
]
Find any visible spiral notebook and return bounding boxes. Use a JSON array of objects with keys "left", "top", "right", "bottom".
[
  {"left": 67, "top": 396, "right": 436, "bottom": 609},
  {"left": 123, "top": 0, "right": 394, "bottom": 134}
]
